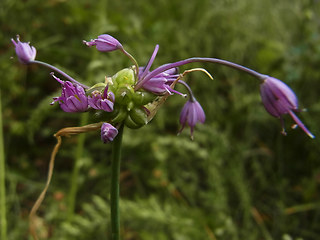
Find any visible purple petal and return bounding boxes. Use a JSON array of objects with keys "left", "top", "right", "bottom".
[
  {"left": 289, "top": 111, "right": 315, "bottom": 138},
  {"left": 139, "top": 45, "right": 159, "bottom": 80},
  {"left": 11, "top": 36, "right": 37, "bottom": 64},
  {"left": 101, "top": 123, "right": 118, "bottom": 143},
  {"left": 100, "top": 99, "right": 114, "bottom": 112}
]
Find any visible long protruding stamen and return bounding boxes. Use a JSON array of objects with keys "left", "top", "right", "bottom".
[
  {"left": 135, "top": 57, "right": 268, "bottom": 90},
  {"left": 30, "top": 60, "right": 89, "bottom": 89}
]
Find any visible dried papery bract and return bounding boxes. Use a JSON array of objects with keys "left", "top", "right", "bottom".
[{"left": 29, "top": 123, "right": 103, "bottom": 240}]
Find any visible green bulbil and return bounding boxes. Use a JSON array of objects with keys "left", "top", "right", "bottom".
[
  {"left": 127, "top": 101, "right": 135, "bottom": 111},
  {"left": 113, "top": 105, "right": 148, "bottom": 129},
  {"left": 111, "top": 68, "right": 136, "bottom": 106},
  {"left": 112, "top": 68, "right": 135, "bottom": 86},
  {"left": 109, "top": 68, "right": 152, "bottom": 129},
  {"left": 129, "top": 107, "right": 148, "bottom": 126},
  {"left": 111, "top": 106, "right": 128, "bottom": 124},
  {"left": 114, "top": 87, "right": 134, "bottom": 106},
  {"left": 132, "top": 90, "right": 157, "bottom": 106},
  {"left": 124, "top": 114, "right": 143, "bottom": 129}
]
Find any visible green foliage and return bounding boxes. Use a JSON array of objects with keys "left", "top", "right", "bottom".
[{"left": 1, "top": 0, "right": 320, "bottom": 239}]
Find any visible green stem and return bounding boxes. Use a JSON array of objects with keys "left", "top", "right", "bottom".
[
  {"left": 110, "top": 124, "right": 124, "bottom": 240},
  {"left": 67, "top": 112, "right": 89, "bottom": 221},
  {"left": 120, "top": 49, "right": 139, "bottom": 79},
  {"left": 0, "top": 90, "right": 7, "bottom": 240}
]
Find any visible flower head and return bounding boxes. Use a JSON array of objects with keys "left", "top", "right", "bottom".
[
  {"left": 51, "top": 74, "right": 89, "bottom": 113},
  {"left": 88, "top": 86, "right": 115, "bottom": 112},
  {"left": 101, "top": 123, "right": 118, "bottom": 143},
  {"left": 260, "top": 76, "right": 314, "bottom": 138},
  {"left": 141, "top": 68, "right": 182, "bottom": 95},
  {"left": 136, "top": 45, "right": 182, "bottom": 95},
  {"left": 11, "top": 36, "right": 36, "bottom": 64},
  {"left": 179, "top": 98, "right": 205, "bottom": 139},
  {"left": 83, "top": 34, "right": 123, "bottom": 52}
]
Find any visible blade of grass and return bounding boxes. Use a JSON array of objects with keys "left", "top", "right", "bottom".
[{"left": 0, "top": 90, "right": 8, "bottom": 240}]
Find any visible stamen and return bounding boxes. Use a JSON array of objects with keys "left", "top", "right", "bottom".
[{"left": 50, "top": 72, "right": 64, "bottom": 85}]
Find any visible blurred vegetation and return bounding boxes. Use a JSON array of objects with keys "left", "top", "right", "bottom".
[{"left": 1, "top": 0, "right": 320, "bottom": 239}]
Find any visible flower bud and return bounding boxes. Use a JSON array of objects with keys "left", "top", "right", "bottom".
[
  {"left": 260, "top": 77, "right": 314, "bottom": 138},
  {"left": 179, "top": 99, "right": 205, "bottom": 139},
  {"left": 101, "top": 123, "right": 118, "bottom": 143},
  {"left": 83, "top": 34, "right": 123, "bottom": 52},
  {"left": 11, "top": 36, "right": 36, "bottom": 64}
]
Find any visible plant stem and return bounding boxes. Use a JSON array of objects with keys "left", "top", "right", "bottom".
[
  {"left": 30, "top": 60, "right": 89, "bottom": 89},
  {"left": 135, "top": 57, "right": 268, "bottom": 90},
  {"left": 0, "top": 90, "right": 7, "bottom": 240},
  {"left": 110, "top": 124, "right": 124, "bottom": 240},
  {"left": 67, "top": 112, "right": 89, "bottom": 221},
  {"left": 120, "top": 48, "right": 140, "bottom": 78}
]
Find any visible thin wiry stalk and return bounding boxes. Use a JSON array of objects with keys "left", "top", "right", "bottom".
[{"left": 0, "top": 90, "right": 7, "bottom": 240}]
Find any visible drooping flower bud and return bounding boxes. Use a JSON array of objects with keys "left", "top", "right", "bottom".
[
  {"left": 260, "top": 76, "right": 314, "bottom": 138},
  {"left": 51, "top": 74, "right": 89, "bottom": 113},
  {"left": 179, "top": 98, "right": 205, "bottom": 139},
  {"left": 101, "top": 123, "right": 118, "bottom": 143},
  {"left": 11, "top": 36, "right": 36, "bottom": 64},
  {"left": 83, "top": 34, "right": 123, "bottom": 52}
]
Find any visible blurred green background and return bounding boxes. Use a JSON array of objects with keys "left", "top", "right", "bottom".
[{"left": 1, "top": 0, "right": 320, "bottom": 239}]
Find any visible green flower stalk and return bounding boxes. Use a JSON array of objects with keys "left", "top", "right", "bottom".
[{"left": 110, "top": 124, "right": 124, "bottom": 240}]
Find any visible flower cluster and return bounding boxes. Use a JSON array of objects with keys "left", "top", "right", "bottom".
[{"left": 12, "top": 34, "right": 314, "bottom": 142}]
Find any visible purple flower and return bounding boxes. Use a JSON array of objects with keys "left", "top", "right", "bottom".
[
  {"left": 88, "top": 86, "right": 115, "bottom": 112},
  {"left": 11, "top": 36, "right": 36, "bottom": 64},
  {"left": 101, "top": 123, "right": 118, "bottom": 143},
  {"left": 83, "top": 34, "right": 123, "bottom": 52},
  {"left": 179, "top": 98, "right": 206, "bottom": 139},
  {"left": 51, "top": 74, "right": 89, "bottom": 113},
  {"left": 137, "top": 45, "right": 182, "bottom": 95},
  {"left": 141, "top": 69, "right": 182, "bottom": 95},
  {"left": 260, "top": 77, "right": 314, "bottom": 138}
]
